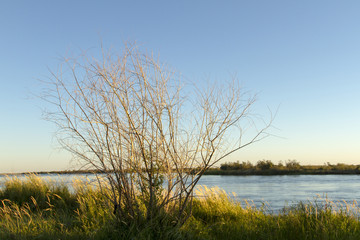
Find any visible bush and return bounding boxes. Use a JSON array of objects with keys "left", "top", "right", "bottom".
[
  {"left": 220, "top": 161, "right": 253, "bottom": 171},
  {"left": 285, "top": 160, "right": 300, "bottom": 170},
  {"left": 256, "top": 160, "right": 274, "bottom": 170}
]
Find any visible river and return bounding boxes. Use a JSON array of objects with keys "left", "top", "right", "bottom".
[{"left": 1, "top": 174, "right": 360, "bottom": 211}]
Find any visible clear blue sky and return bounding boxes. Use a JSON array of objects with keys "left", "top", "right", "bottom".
[{"left": 1, "top": 1, "right": 360, "bottom": 173}]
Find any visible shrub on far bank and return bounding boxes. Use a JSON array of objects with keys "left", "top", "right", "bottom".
[
  {"left": 256, "top": 160, "right": 274, "bottom": 170},
  {"left": 220, "top": 161, "right": 253, "bottom": 171},
  {"left": 285, "top": 160, "right": 301, "bottom": 170},
  {"left": 217, "top": 160, "right": 360, "bottom": 175}
]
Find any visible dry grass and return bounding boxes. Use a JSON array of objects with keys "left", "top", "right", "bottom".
[{"left": 1, "top": 175, "right": 360, "bottom": 239}]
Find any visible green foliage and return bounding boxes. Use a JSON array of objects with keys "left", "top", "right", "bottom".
[
  {"left": 220, "top": 161, "right": 253, "bottom": 171},
  {"left": 285, "top": 159, "right": 300, "bottom": 170},
  {"left": 256, "top": 160, "right": 274, "bottom": 170},
  {"left": 214, "top": 161, "right": 360, "bottom": 175}
]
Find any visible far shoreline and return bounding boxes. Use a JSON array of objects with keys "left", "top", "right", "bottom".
[
  {"left": 203, "top": 168, "right": 360, "bottom": 176},
  {"left": 1, "top": 165, "right": 360, "bottom": 176}
]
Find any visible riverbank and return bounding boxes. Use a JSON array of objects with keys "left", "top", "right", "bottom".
[
  {"left": 2, "top": 162, "right": 360, "bottom": 176},
  {"left": 204, "top": 168, "right": 360, "bottom": 175},
  {"left": 1, "top": 175, "right": 360, "bottom": 239},
  {"left": 205, "top": 160, "right": 360, "bottom": 176}
]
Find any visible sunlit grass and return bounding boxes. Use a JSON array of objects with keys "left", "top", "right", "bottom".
[
  {"left": 186, "top": 187, "right": 360, "bottom": 240},
  {"left": 1, "top": 175, "right": 360, "bottom": 239}
]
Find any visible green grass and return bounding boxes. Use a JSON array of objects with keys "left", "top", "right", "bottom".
[
  {"left": 1, "top": 175, "right": 360, "bottom": 239},
  {"left": 186, "top": 187, "right": 360, "bottom": 240}
]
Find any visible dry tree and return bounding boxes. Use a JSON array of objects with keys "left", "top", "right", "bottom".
[{"left": 43, "top": 44, "right": 271, "bottom": 228}]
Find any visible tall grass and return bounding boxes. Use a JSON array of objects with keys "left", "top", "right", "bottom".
[
  {"left": 1, "top": 175, "right": 360, "bottom": 239},
  {"left": 186, "top": 187, "right": 360, "bottom": 240},
  {"left": 0, "top": 175, "right": 77, "bottom": 239},
  {"left": 0, "top": 175, "right": 78, "bottom": 212}
]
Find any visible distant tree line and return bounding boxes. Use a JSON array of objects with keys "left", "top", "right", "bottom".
[
  {"left": 220, "top": 159, "right": 301, "bottom": 171},
  {"left": 208, "top": 160, "right": 360, "bottom": 175}
]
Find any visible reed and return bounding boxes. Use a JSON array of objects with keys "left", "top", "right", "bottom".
[
  {"left": 1, "top": 175, "right": 360, "bottom": 239},
  {"left": 186, "top": 187, "right": 360, "bottom": 240}
]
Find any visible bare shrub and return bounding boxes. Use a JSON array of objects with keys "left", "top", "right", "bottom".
[{"left": 43, "top": 44, "right": 271, "bottom": 228}]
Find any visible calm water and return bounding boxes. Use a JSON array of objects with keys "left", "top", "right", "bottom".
[
  {"left": 198, "top": 175, "right": 360, "bottom": 211},
  {"left": 1, "top": 174, "right": 360, "bottom": 211}
]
